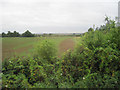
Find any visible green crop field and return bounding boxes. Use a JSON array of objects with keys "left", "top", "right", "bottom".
[{"left": 2, "top": 36, "right": 77, "bottom": 60}]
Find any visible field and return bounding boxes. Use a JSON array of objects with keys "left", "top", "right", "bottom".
[
  {"left": 1, "top": 18, "right": 120, "bottom": 88},
  {"left": 2, "top": 36, "right": 78, "bottom": 60}
]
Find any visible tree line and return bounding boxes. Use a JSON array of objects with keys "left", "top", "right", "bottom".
[{"left": 2, "top": 30, "right": 35, "bottom": 37}]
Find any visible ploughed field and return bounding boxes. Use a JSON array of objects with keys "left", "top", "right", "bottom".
[{"left": 2, "top": 36, "right": 79, "bottom": 60}]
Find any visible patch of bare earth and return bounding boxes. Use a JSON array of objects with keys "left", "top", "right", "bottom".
[
  {"left": 58, "top": 38, "right": 75, "bottom": 57},
  {"left": 2, "top": 45, "right": 33, "bottom": 60},
  {"left": 14, "top": 45, "right": 33, "bottom": 54}
]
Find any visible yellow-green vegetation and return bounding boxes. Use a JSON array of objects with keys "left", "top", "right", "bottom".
[
  {"left": 2, "top": 18, "right": 120, "bottom": 88},
  {"left": 2, "top": 36, "right": 70, "bottom": 60}
]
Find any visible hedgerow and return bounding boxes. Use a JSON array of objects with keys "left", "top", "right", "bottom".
[{"left": 2, "top": 17, "right": 120, "bottom": 88}]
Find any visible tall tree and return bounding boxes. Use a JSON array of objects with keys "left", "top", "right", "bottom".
[
  {"left": 13, "top": 31, "right": 20, "bottom": 37},
  {"left": 22, "top": 30, "right": 34, "bottom": 37},
  {"left": 2, "top": 32, "right": 7, "bottom": 37}
]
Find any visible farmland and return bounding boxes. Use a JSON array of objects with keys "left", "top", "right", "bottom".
[
  {"left": 1, "top": 18, "right": 120, "bottom": 88},
  {"left": 2, "top": 36, "right": 78, "bottom": 60}
]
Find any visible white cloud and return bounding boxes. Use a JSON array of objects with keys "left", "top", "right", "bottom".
[{"left": 1, "top": 0, "right": 119, "bottom": 33}]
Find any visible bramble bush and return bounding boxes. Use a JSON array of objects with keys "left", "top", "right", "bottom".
[{"left": 2, "top": 17, "right": 120, "bottom": 88}]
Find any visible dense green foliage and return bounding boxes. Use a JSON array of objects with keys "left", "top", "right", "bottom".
[
  {"left": 22, "top": 30, "right": 35, "bottom": 37},
  {"left": 2, "top": 30, "right": 34, "bottom": 37},
  {"left": 34, "top": 39, "right": 57, "bottom": 60},
  {"left": 2, "top": 18, "right": 120, "bottom": 88},
  {"left": 2, "top": 31, "right": 20, "bottom": 37}
]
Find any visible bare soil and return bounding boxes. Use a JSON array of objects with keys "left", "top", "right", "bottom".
[
  {"left": 2, "top": 45, "right": 33, "bottom": 60},
  {"left": 58, "top": 38, "right": 75, "bottom": 57}
]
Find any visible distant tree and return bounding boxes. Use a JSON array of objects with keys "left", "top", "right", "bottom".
[
  {"left": 49, "top": 33, "right": 52, "bottom": 36},
  {"left": 7, "top": 31, "right": 12, "bottom": 37},
  {"left": 6, "top": 31, "right": 18, "bottom": 37},
  {"left": 13, "top": 31, "right": 20, "bottom": 37},
  {"left": 22, "top": 30, "right": 34, "bottom": 37},
  {"left": 2, "top": 32, "right": 7, "bottom": 37},
  {"left": 2, "top": 30, "right": 35, "bottom": 37}
]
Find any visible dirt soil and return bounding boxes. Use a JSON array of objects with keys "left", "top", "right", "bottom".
[
  {"left": 58, "top": 38, "right": 75, "bottom": 57},
  {"left": 2, "top": 45, "right": 33, "bottom": 61}
]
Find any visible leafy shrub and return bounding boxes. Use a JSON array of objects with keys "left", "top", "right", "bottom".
[
  {"left": 2, "top": 17, "right": 120, "bottom": 88},
  {"left": 34, "top": 39, "right": 57, "bottom": 63}
]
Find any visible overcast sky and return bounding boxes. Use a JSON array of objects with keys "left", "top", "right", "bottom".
[{"left": 0, "top": 0, "right": 120, "bottom": 33}]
